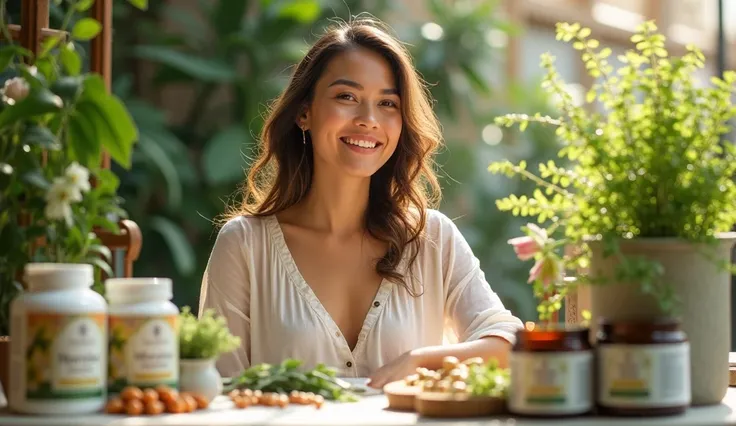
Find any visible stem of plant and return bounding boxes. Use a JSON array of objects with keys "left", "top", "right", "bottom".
[
  {"left": 0, "top": 0, "right": 14, "bottom": 45},
  {"left": 514, "top": 166, "right": 572, "bottom": 197}
]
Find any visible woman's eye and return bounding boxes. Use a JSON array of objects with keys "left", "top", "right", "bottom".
[
  {"left": 337, "top": 93, "right": 356, "bottom": 101},
  {"left": 380, "top": 100, "right": 398, "bottom": 108}
]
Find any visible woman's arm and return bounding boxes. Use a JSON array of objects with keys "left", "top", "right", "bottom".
[
  {"left": 411, "top": 335, "right": 512, "bottom": 369},
  {"left": 368, "top": 211, "right": 522, "bottom": 388},
  {"left": 367, "top": 336, "right": 511, "bottom": 388}
]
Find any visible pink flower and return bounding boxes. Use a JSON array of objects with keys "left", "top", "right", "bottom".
[
  {"left": 508, "top": 223, "right": 548, "bottom": 260},
  {"left": 528, "top": 256, "right": 563, "bottom": 288},
  {"left": 507, "top": 236, "right": 540, "bottom": 260}
]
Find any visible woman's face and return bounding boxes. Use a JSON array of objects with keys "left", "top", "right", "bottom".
[{"left": 300, "top": 47, "right": 402, "bottom": 179}]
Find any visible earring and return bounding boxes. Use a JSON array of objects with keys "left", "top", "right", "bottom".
[{"left": 302, "top": 128, "right": 306, "bottom": 145}]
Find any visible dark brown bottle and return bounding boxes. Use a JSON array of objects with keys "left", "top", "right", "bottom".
[
  {"left": 509, "top": 323, "right": 593, "bottom": 417},
  {"left": 596, "top": 318, "right": 690, "bottom": 416}
]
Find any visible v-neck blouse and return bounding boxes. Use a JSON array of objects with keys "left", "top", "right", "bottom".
[{"left": 198, "top": 209, "right": 524, "bottom": 378}]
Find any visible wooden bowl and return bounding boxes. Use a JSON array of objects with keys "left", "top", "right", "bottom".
[
  {"left": 383, "top": 380, "right": 420, "bottom": 411},
  {"left": 415, "top": 392, "right": 506, "bottom": 418}
]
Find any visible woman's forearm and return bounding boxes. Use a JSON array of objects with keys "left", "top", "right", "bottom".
[{"left": 410, "top": 336, "right": 512, "bottom": 370}]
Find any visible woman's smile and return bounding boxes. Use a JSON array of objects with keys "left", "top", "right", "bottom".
[{"left": 340, "top": 135, "right": 384, "bottom": 154}]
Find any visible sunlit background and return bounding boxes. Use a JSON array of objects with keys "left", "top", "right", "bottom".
[{"left": 7, "top": 0, "right": 735, "bottom": 331}]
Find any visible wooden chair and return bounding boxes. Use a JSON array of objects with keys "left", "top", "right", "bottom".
[{"left": 7, "top": 0, "right": 142, "bottom": 278}]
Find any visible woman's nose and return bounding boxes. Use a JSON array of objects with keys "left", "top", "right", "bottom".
[{"left": 354, "top": 104, "right": 379, "bottom": 129}]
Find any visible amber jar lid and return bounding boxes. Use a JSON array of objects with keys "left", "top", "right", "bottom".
[
  {"left": 513, "top": 324, "right": 591, "bottom": 352},
  {"left": 596, "top": 317, "right": 687, "bottom": 345}
]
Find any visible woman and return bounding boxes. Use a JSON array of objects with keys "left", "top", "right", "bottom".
[{"left": 199, "top": 18, "right": 523, "bottom": 389}]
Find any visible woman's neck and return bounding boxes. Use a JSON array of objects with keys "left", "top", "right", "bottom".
[{"left": 285, "top": 168, "right": 370, "bottom": 236}]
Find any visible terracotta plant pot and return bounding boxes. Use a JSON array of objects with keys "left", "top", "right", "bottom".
[{"left": 588, "top": 233, "right": 736, "bottom": 406}]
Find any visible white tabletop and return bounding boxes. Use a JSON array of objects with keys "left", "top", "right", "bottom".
[{"left": 0, "top": 388, "right": 735, "bottom": 426}]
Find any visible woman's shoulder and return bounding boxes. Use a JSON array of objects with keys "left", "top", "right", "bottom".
[
  {"left": 215, "top": 214, "right": 273, "bottom": 245},
  {"left": 422, "top": 208, "right": 460, "bottom": 238}
]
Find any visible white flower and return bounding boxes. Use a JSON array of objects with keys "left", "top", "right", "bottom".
[
  {"left": 44, "top": 178, "right": 82, "bottom": 227},
  {"left": 64, "top": 162, "right": 91, "bottom": 193},
  {"left": 1, "top": 77, "right": 30, "bottom": 105}
]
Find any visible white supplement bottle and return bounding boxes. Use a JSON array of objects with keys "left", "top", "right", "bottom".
[
  {"left": 105, "top": 277, "right": 179, "bottom": 393},
  {"left": 9, "top": 263, "right": 108, "bottom": 414}
]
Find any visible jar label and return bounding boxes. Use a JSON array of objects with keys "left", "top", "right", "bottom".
[
  {"left": 509, "top": 351, "right": 593, "bottom": 415},
  {"left": 108, "top": 315, "right": 178, "bottom": 392},
  {"left": 598, "top": 343, "right": 691, "bottom": 407},
  {"left": 20, "top": 313, "right": 106, "bottom": 400}
]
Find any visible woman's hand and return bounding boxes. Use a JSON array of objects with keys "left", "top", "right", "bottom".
[{"left": 366, "top": 350, "right": 422, "bottom": 389}]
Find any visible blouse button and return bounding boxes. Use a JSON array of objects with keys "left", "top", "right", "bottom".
[
  {"left": 346, "top": 361, "right": 353, "bottom": 368},
  {"left": 373, "top": 301, "right": 380, "bottom": 307},
  {"left": 335, "top": 331, "right": 340, "bottom": 337}
]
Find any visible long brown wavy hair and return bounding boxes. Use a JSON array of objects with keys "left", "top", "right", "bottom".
[{"left": 226, "top": 18, "right": 443, "bottom": 294}]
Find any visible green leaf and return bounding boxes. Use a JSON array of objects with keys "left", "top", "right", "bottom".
[
  {"left": 277, "top": 0, "right": 320, "bottom": 23},
  {"left": 21, "top": 170, "right": 49, "bottom": 190},
  {"left": 213, "top": 0, "right": 247, "bottom": 36},
  {"left": 202, "top": 126, "right": 249, "bottom": 185},
  {"left": 0, "top": 45, "right": 32, "bottom": 71},
  {"left": 134, "top": 46, "right": 236, "bottom": 82},
  {"left": 86, "top": 256, "right": 114, "bottom": 279},
  {"left": 88, "top": 244, "right": 113, "bottom": 263},
  {"left": 127, "top": 0, "right": 148, "bottom": 10},
  {"left": 81, "top": 74, "right": 107, "bottom": 95},
  {"left": 149, "top": 216, "right": 196, "bottom": 275},
  {"left": 40, "top": 35, "right": 63, "bottom": 57},
  {"left": 458, "top": 62, "right": 490, "bottom": 95},
  {"left": 77, "top": 80, "right": 138, "bottom": 168},
  {"left": 71, "top": 18, "right": 102, "bottom": 41},
  {"left": 89, "top": 96, "right": 138, "bottom": 168},
  {"left": 94, "top": 168, "right": 121, "bottom": 194},
  {"left": 138, "top": 134, "right": 182, "bottom": 208},
  {"left": 0, "top": 88, "right": 63, "bottom": 128},
  {"left": 59, "top": 43, "right": 82, "bottom": 76},
  {"left": 22, "top": 124, "right": 60, "bottom": 150},
  {"left": 75, "top": 0, "right": 95, "bottom": 12},
  {"left": 68, "top": 104, "right": 101, "bottom": 167},
  {"left": 51, "top": 76, "right": 84, "bottom": 102}
]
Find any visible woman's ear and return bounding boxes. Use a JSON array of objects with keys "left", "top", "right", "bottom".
[{"left": 296, "top": 105, "right": 309, "bottom": 130}]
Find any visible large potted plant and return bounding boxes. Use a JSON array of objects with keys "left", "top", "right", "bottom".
[
  {"left": 490, "top": 21, "right": 736, "bottom": 406},
  {"left": 0, "top": 0, "right": 143, "bottom": 390}
]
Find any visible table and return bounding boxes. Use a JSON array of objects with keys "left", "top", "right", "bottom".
[{"left": 0, "top": 388, "right": 735, "bottom": 426}]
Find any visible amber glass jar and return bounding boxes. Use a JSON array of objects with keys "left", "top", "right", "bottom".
[
  {"left": 509, "top": 324, "right": 593, "bottom": 417},
  {"left": 596, "top": 318, "right": 690, "bottom": 416}
]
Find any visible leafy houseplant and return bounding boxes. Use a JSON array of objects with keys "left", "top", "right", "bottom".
[
  {"left": 0, "top": 0, "right": 144, "bottom": 338},
  {"left": 178, "top": 306, "right": 240, "bottom": 401},
  {"left": 490, "top": 21, "right": 736, "bottom": 405}
]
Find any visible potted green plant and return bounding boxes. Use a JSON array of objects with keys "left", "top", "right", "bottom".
[
  {"left": 490, "top": 21, "right": 736, "bottom": 406},
  {"left": 0, "top": 0, "right": 143, "bottom": 391},
  {"left": 178, "top": 306, "right": 241, "bottom": 402}
]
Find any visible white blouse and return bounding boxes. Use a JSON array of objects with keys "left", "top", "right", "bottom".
[{"left": 198, "top": 209, "right": 523, "bottom": 378}]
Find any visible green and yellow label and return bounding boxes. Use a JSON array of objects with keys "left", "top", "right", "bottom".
[
  {"left": 25, "top": 313, "right": 106, "bottom": 400},
  {"left": 108, "top": 315, "right": 178, "bottom": 393}
]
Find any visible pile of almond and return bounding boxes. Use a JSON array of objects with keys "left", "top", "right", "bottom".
[
  {"left": 105, "top": 385, "right": 209, "bottom": 415},
  {"left": 228, "top": 389, "right": 325, "bottom": 409},
  {"left": 403, "top": 356, "right": 484, "bottom": 394}
]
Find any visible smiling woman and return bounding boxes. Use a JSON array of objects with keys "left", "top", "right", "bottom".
[{"left": 198, "top": 18, "right": 523, "bottom": 389}]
